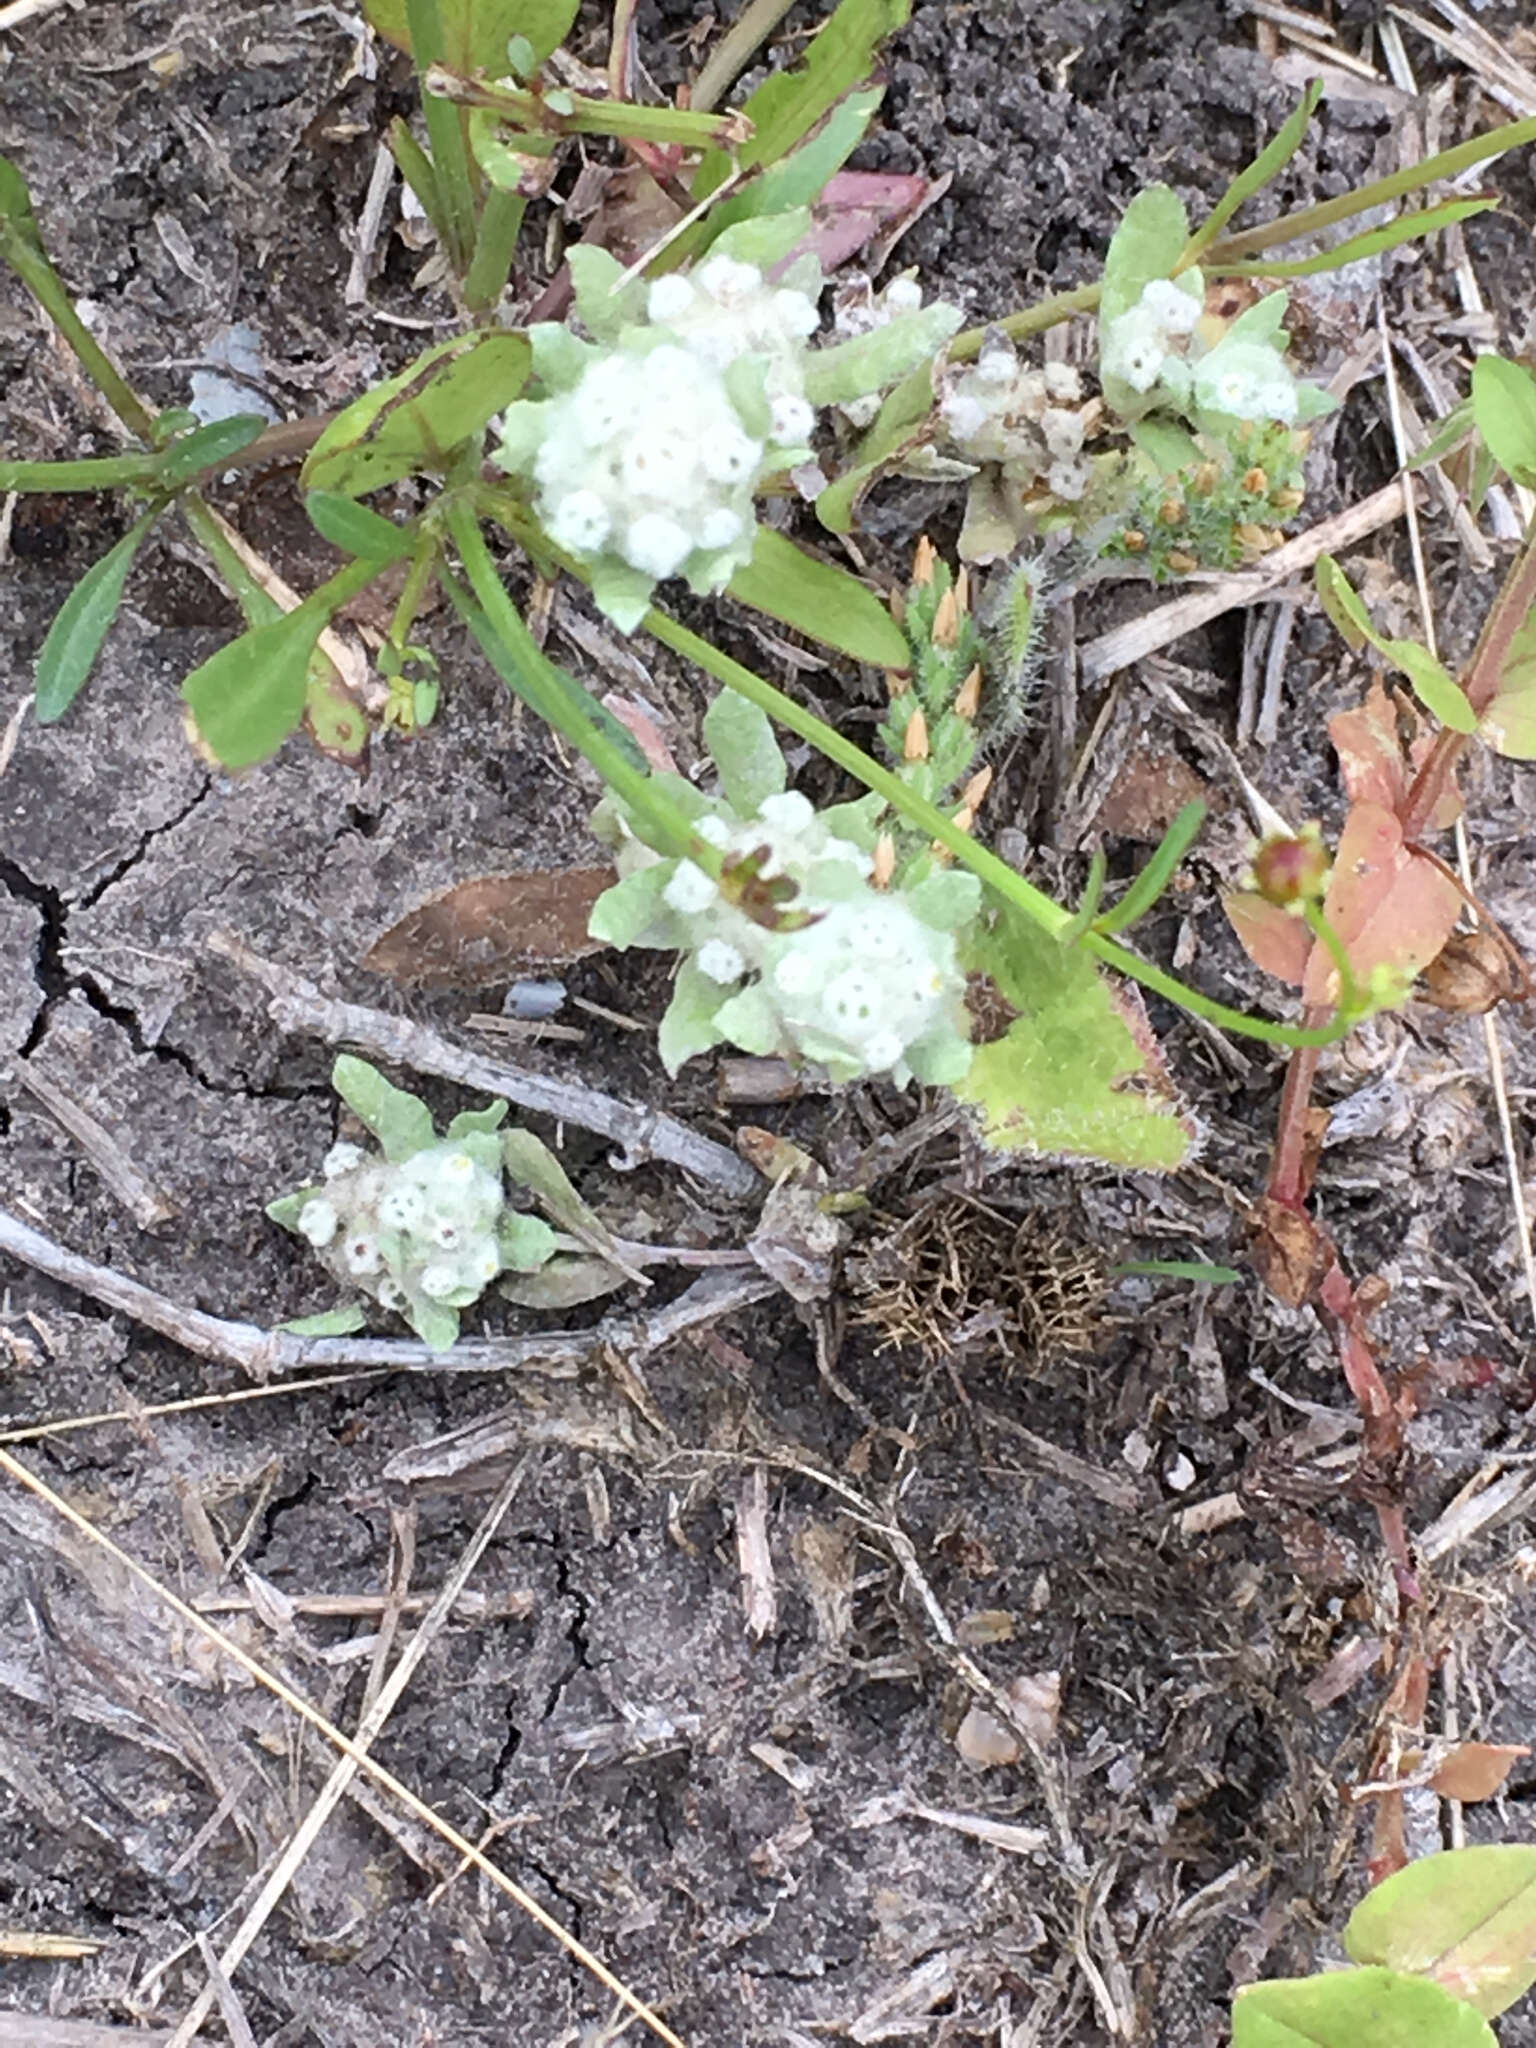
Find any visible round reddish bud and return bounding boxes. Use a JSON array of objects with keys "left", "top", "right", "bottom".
[{"left": 1249, "top": 825, "right": 1330, "bottom": 909}]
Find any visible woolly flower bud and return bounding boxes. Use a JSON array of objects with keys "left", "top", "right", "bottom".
[
  {"left": 697, "top": 506, "right": 744, "bottom": 551},
  {"left": 758, "top": 791, "right": 815, "bottom": 834},
  {"left": 975, "top": 341, "right": 1017, "bottom": 389},
  {"left": 298, "top": 1197, "right": 338, "bottom": 1247},
  {"left": 647, "top": 274, "right": 695, "bottom": 323},
  {"left": 378, "top": 1185, "right": 425, "bottom": 1232},
  {"left": 773, "top": 288, "right": 820, "bottom": 337},
  {"left": 941, "top": 390, "right": 990, "bottom": 443},
  {"left": 322, "top": 1142, "right": 364, "bottom": 1179},
  {"left": 863, "top": 1031, "right": 905, "bottom": 1073},
  {"left": 1104, "top": 309, "right": 1165, "bottom": 393},
  {"left": 697, "top": 255, "right": 762, "bottom": 304},
  {"left": 1139, "top": 277, "right": 1201, "bottom": 334},
  {"left": 623, "top": 512, "right": 694, "bottom": 578},
  {"left": 1043, "top": 360, "right": 1082, "bottom": 402},
  {"left": 1194, "top": 344, "right": 1298, "bottom": 423},
  {"left": 695, "top": 814, "right": 733, "bottom": 848},
  {"left": 697, "top": 938, "right": 746, "bottom": 984},
  {"left": 770, "top": 393, "right": 815, "bottom": 444},
  {"left": 419, "top": 1262, "right": 462, "bottom": 1302},
  {"left": 699, "top": 424, "right": 763, "bottom": 486},
  {"left": 884, "top": 276, "right": 923, "bottom": 314},
  {"left": 665, "top": 860, "right": 718, "bottom": 915},
  {"left": 465, "top": 1238, "right": 501, "bottom": 1286},
  {"left": 546, "top": 488, "right": 611, "bottom": 554},
  {"left": 621, "top": 426, "right": 697, "bottom": 502},
  {"left": 344, "top": 1231, "right": 383, "bottom": 1276}
]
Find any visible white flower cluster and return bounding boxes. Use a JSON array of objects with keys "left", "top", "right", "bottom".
[
  {"left": 297, "top": 1138, "right": 505, "bottom": 1315},
  {"left": 937, "top": 328, "right": 1090, "bottom": 500},
  {"left": 503, "top": 255, "right": 819, "bottom": 607},
  {"left": 596, "top": 789, "right": 978, "bottom": 1086},
  {"left": 1101, "top": 277, "right": 1307, "bottom": 424}
]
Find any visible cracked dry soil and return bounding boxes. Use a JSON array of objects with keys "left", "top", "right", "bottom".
[{"left": 4, "top": 2, "right": 1536, "bottom": 2044}]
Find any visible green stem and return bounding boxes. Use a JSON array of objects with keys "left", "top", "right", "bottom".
[
  {"left": 427, "top": 67, "right": 752, "bottom": 147},
  {"left": 444, "top": 502, "right": 710, "bottom": 869},
  {"left": 690, "top": 0, "right": 797, "bottom": 112},
  {"left": 179, "top": 492, "right": 286, "bottom": 627},
  {"left": 0, "top": 221, "right": 155, "bottom": 440},
  {"left": 463, "top": 187, "right": 526, "bottom": 312},
  {"left": 405, "top": 0, "right": 477, "bottom": 271},
  {"left": 386, "top": 537, "right": 442, "bottom": 656},
  {"left": 1301, "top": 901, "right": 1361, "bottom": 1018}
]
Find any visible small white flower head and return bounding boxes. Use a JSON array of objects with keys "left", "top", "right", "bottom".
[
  {"left": 465, "top": 1239, "right": 501, "bottom": 1286},
  {"left": 769, "top": 393, "right": 815, "bottom": 444},
  {"left": 378, "top": 1184, "right": 425, "bottom": 1233},
  {"left": 572, "top": 356, "right": 636, "bottom": 442},
  {"left": 377, "top": 1277, "right": 408, "bottom": 1313},
  {"left": 621, "top": 425, "right": 697, "bottom": 502},
  {"left": 664, "top": 860, "right": 718, "bottom": 915},
  {"left": 1195, "top": 343, "right": 1298, "bottom": 422},
  {"left": 418, "top": 1262, "right": 461, "bottom": 1302},
  {"left": 975, "top": 339, "right": 1017, "bottom": 389},
  {"left": 697, "top": 255, "right": 761, "bottom": 304},
  {"left": 883, "top": 276, "right": 923, "bottom": 314},
  {"left": 431, "top": 1216, "right": 465, "bottom": 1252},
  {"left": 344, "top": 1231, "right": 383, "bottom": 1277},
  {"left": 699, "top": 423, "right": 763, "bottom": 486},
  {"left": 696, "top": 938, "right": 746, "bottom": 984},
  {"left": 622, "top": 512, "right": 694, "bottom": 578},
  {"left": 1042, "top": 408, "right": 1084, "bottom": 458},
  {"left": 863, "top": 1030, "right": 905, "bottom": 1072},
  {"left": 758, "top": 791, "right": 815, "bottom": 834},
  {"left": 697, "top": 506, "right": 744, "bottom": 551},
  {"left": 695, "top": 813, "right": 733, "bottom": 848},
  {"left": 322, "top": 1142, "right": 364, "bottom": 1180},
  {"left": 438, "top": 1151, "right": 478, "bottom": 1185},
  {"left": 1042, "top": 360, "right": 1082, "bottom": 402},
  {"left": 941, "top": 390, "right": 990, "bottom": 443},
  {"left": 773, "top": 288, "right": 820, "bottom": 337},
  {"left": 545, "top": 489, "right": 611, "bottom": 555},
  {"left": 1140, "top": 277, "right": 1201, "bottom": 334},
  {"left": 298, "top": 1197, "right": 338, "bottom": 1248},
  {"left": 647, "top": 274, "right": 696, "bottom": 323},
  {"left": 773, "top": 948, "right": 822, "bottom": 999},
  {"left": 1104, "top": 309, "right": 1166, "bottom": 393},
  {"left": 1047, "top": 457, "right": 1089, "bottom": 501},
  {"left": 822, "top": 967, "right": 884, "bottom": 1039}
]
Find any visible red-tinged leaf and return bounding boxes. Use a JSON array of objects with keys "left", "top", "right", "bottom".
[
  {"left": 1428, "top": 1742, "right": 1531, "bottom": 1803},
  {"left": 804, "top": 168, "right": 935, "bottom": 273},
  {"left": 601, "top": 694, "right": 681, "bottom": 774},
  {"left": 1329, "top": 677, "right": 1461, "bottom": 827},
  {"left": 1302, "top": 801, "right": 1462, "bottom": 1004},
  {"left": 362, "top": 868, "right": 616, "bottom": 987},
  {"left": 1224, "top": 890, "right": 1312, "bottom": 987}
]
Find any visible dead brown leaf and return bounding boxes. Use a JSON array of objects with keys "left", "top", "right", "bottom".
[{"left": 362, "top": 868, "right": 615, "bottom": 987}]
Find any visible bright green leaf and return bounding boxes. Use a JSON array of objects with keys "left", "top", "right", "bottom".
[
  {"left": 1478, "top": 599, "right": 1536, "bottom": 758},
  {"left": 588, "top": 864, "right": 674, "bottom": 949},
  {"left": 1227, "top": 195, "right": 1494, "bottom": 279},
  {"left": 157, "top": 413, "right": 268, "bottom": 486},
  {"left": 1472, "top": 353, "right": 1536, "bottom": 487},
  {"left": 330, "top": 1054, "right": 436, "bottom": 1162},
  {"left": 498, "top": 1211, "right": 559, "bottom": 1272},
  {"left": 1315, "top": 555, "right": 1475, "bottom": 732},
  {"left": 407, "top": 1298, "right": 460, "bottom": 1350},
  {"left": 1095, "top": 801, "right": 1206, "bottom": 935},
  {"left": 305, "top": 492, "right": 415, "bottom": 560},
  {"left": 1113, "top": 1259, "right": 1240, "bottom": 1284},
  {"left": 1233, "top": 1966, "right": 1497, "bottom": 2047},
  {"left": 692, "top": 0, "right": 912, "bottom": 201},
  {"left": 501, "top": 1127, "right": 625, "bottom": 1265},
  {"left": 301, "top": 331, "right": 530, "bottom": 496},
  {"left": 445, "top": 1100, "right": 510, "bottom": 1140},
  {"left": 817, "top": 363, "right": 938, "bottom": 532},
  {"left": 727, "top": 527, "right": 910, "bottom": 669},
  {"left": 181, "top": 601, "right": 329, "bottom": 769},
  {"left": 34, "top": 512, "right": 159, "bottom": 723},
  {"left": 802, "top": 301, "right": 962, "bottom": 407},
  {"left": 1129, "top": 418, "right": 1203, "bottom": 474},
  {"left": 1101, "top": 183, "right": 1191, "bottom": 329},
  {"left": 699, "top": 91, "right": 879, "bottom": 248},
  {"left": 1186, "top": 80, "right": 1322, "bottom": 258},
  {"left": 658, "top": 956, "right": 727, "bottom": 1073},
  {"left": 712, "top": 983, "right": 783, "bottom": 1056},
  {"left": 1346, "top": 1846, "right": 1536, "bottom": 2020},
  {"left": 953, "top": 900, "right": 1196, "bottom": 1169},
  {"left": 567, "top": 243, "right": 645, "bottom": 342},
  {"left": 703, "top": 688, "right": 786, "bottom": 816},
  {"left": 362, "top": 0, "right": 578, "bottom": 68},
  {"left": 282, "top": 1305, "right": 369, "bottom": 1337}
]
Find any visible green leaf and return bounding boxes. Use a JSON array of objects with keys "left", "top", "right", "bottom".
[
  {"left": 802, "top": 302, "right": 963, "bottom": 407},
  {"left": 1113, "top": 1259, "right": 1240, "bottom": 1284},
  {"left": 156, "top": 413, "right": 268, "bottom": 486},
  {"left": 567, "top": 243, "right": 645, "bottom": 343},
  {"left": 497, "top": 1211, "right": 559, "bottom": 1272},
  {"left": 301, "top": 332, "right": 531, "bottom": 496},
  {"left": 1346, "top": 1846, "right": 1536, "bottom": 2020},
  {"left": 692, "top": 0, "right": 912, "bottom": 202},
  {"left": 445, "top": 1100, "right": 510, "bottom": 1140},
  {"left": 362, "top": 0, "right": 578, "bottom": 68},
  {"left": 1094, "top": 801, "right": 1206, "bottom": 935},
  {"left": 1478, "top": 599, "right": 1536, "bottom": 758},
  {"left": 817, "top": 362, "right": 939, "bottom": 532},
  {"left": 265, "top": 1189, "right": 319, "bottom": 1231},
  {"left": 282, "top": 1305, "right": 369, "bottom": 1337},
  {"left": 180, "top": 602, "right": 327, "bottom": 769},
  {"left": 727, "top": 527, "right": 910, "bottom": 669},
  {"left": 1226, "top": 195, "right": 1493, "bottom": 279},
  {"left": 1222, "top": 289, "right": 1290, "bottom": 350},
  {"left": 1471, "top": 353, "right": 1536, "bottom": 487},
  {"left": 1186, "top": 80, "right": 1322, "bottom": 258},
  {"left": 406, "top": 1297, "right": 460, "bottom": 1351},
  {"left": 953, "top": 900, "right": 1196, "bottom": 1170},
  {"left": 703, "top": 689, "right": 786, "bottom": 816},
  {"left": 0, "top": 150, "right": 44, "bottom": 252},
  {"left": 1101, "top": 183, "right": 1191, "bottom": 329},
  {"left": 588, "top": 863, "right": 675, "bottom": 949},
  {"left": 699, "top": 90, "right": 879, "bottom": 247},
  {"left": 1315, "top": 556, "right": 1475, "bottom": 733},
  {"left": 1128, "top": 418, "right": 1203, "bottom": 474},
  {"left": 34, "top": 512, "right": 159, "bottom": 723},
  {"left": 1233, "top": 1967, "right": 1497, "bottom": 2047},
  {"left": 658, "top": 956, "right": 727, "bottom": 1073},
  {"left": 500, "top": 1127, "right": 625, "bottom": 1266},
  {"left": 305, "top": 492, "right": 415, "bottom": 561},
  {"left": 330, "top": 1054, "right": 436, "bottom": 1162}
]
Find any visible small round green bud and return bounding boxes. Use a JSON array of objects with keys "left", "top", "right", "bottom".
[{"left": 1247, "top": 824, "right": 1330, "bottom": 910}]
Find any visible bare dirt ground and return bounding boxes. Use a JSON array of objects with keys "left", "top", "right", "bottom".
[{"left": 3, "top": 3, "right": 1536, "bottom": 2044}]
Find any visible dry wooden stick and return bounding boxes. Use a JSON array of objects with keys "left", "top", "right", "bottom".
[{"left": 208, "top": 931, "right": 759, "bottom": 1200}]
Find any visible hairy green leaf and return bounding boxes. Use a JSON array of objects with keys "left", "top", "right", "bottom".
[
  {"left": 1233, "top": 1966, "right": 1497, "bottom": 2046},
  {"left": 1346, "top": 1846, "right": 1536, "bottom": 2020},
  {"left": 498, "top": 1211, "right": 559, "bottom": 1272},
  {"left": 1100, "top": 183, "right": 1190, "bottom": 329},
  {"left": 282, "top": 1305, "right": 369, "bottom": 1337},
  {"left": 34, "top": 512, "right": 159, "bottom": 723},
  {"left": 727, "top": 527, "right": 910, "bottom": 669},
  {"left": 501, "top": 1127, "right": 624, "bottom": 1267},
  {"left": 953, "top": 900, "right": 1196, "bottom": 1169},
  {"left": 802, "top": 301, "right": 962, "bottom": 406},
  {"left": 330, "top": 1054, "right": 436, "bottom": 1162},
  {"left": 407, "top": 1298, "right": 460, "bottom": 1350},
  {"left": 302, "top": 332, "right": 530, "bottom": 495},
  {"left": 703, "top": 688, "right": 787, "bottom": 816}
]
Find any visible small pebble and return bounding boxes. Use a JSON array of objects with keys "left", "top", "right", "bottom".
[
  {"left": 1164, "top": 1451, "right": 1197, "bottom": 1494},
  {"left": 503, "top": 978, "right": 567, "bottom": 1020}
]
